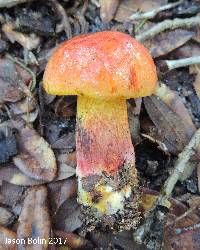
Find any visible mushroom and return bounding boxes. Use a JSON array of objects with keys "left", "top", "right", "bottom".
[{"left": 43, "top": 31, "right": 157, "bottom": 230}]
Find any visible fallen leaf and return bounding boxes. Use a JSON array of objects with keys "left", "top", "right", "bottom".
[
  {"left": 164, "top": 206, "right": 200, "bottom": 250},
  {"left": 57, "top": 152, "right": 76, "bottom": 169},
  {"left": 100, "top": 0, "right": 120, "bottom": 23},
  {"left": 144, "top": 95, "right": 194, "bottom": 154},
  {"left": 13, "top": 120, "right": 57, "bottom": 181},
  {"left": 56, "top": 159, "right": 76, "bottom": 181},
  {"left": 0, "top": 164, "right": 48, "bottom": 186},
  {"left": 54, "top": 198, "right": 82, "bottom": 232},
  {"left": 171, "top": 42, "right": 200, "bottom": 59},
  {"left": 0, "top": 181, "right": 24, "bottom": 207},
  {"left": 115, "top": 0, "right": 167, "bottom": 22},
  {"left": 0, "top": 207, "right": 13, "bottom": 226},
  {"left": 144, "top": 83, "right": 197, "bottom": 155},
  {"left": 51, "top": 132, "right": 75, "bottom": 150},
  {"left": 0, "top": 134, "right": 17, "bottom": 164},
  {"left": 0, "top": 58, "right": 24, "bottom": 103},
  {"left": 0, "top": 226, "right": 16, "bottom": 250},
  {"left": 17, "top": 186, "right": 51, "bottom": 250},
  {"left": 8, "top": 97, "right": 37, "bottom": 115},
  {"left": 0, "top": 161, "right": 75, "bottom": 186},
  {"left": 54, "top": 96, "right": 76, "bottom": 118},
  {"left": 155, "top": 83, "right": 196, "bottom": 130},
  {"left": 48, "top": 177, "right": 77, "bottom": 213},
  {"left": 144, "top": 29, "right": 195, "bottom": 58}
]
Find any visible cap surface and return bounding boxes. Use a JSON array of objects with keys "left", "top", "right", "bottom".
[{"left": 43, "top": 31, "right": 157, "bottom": 99}]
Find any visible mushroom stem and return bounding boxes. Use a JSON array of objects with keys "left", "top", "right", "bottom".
[{"left": 76, "top": 96, "right": 139, "bottom": 218}]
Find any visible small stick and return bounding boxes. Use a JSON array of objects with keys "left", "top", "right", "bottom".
[
  {"left": 130, "top": 0, "right": 183, "bottom": 21},
  {"left": 163, "top": 56, "right": 200, "bottom": 72},
  {"left": 162, "top": 128, "right": 200, "bottom": 198},
  {"left": 134, "top": 128, "right": 200, "bottom": 243},
  {"left": 136, "top": 15, "right": 200, "bottom": 42}
]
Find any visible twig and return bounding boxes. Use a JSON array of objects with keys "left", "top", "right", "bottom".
[
  {"left": 167, "top": 205, "right": 198, "bottom": 227},
  {"left": 161, "top": 128, "right": 200, "bottom": 199},
  {"left": 162, "top": 56, "right": 200, "bottom": 72},
  {"left": 50, "top": 0, "right": 72, "bottom": 39},
  {"left": 136, "top": 15, "right": 200, "bottom": 42},
  {"left": 130, "top": 0, "right": 183, "bottom": 21},
  {"left": 134, "top": 128, "right": 200, "bottom": 243},
  {"left": 0, "top": 0, "right": 35, "bottom": 8}
]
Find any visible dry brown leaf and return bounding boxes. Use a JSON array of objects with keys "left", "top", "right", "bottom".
[
  {"left": 0, "top": 162, "right": 75, "bottom": 186},
  {"left": 171, "top": 42, "right": 200, "bottom": 59},
  {"left": 144, "top": 95, "right": 195, "bottom": 154},
  {"left": 144, "top": 83, "right": 197, "bottom": 155},
  {"left": 190, "top": 65, "right": 200, "bottom": 99},
  {"left": 155, "top": 83, "right": 196, "bottom": 130},
  {"left": 0, "top": 58, "right": 24, "bottom": 103},
  {"left": 57, "top": 152, "right": 76, "bottom": 169},
  {"left": 54, "top": 96, "right": 76, "bottom": 117},
  {"left": 0, "top": 207, "right": 13, "bottom": 226},
  {"left": 100, "top": 0, "right": 120, "bottom": 23},
  {"left": 13, "top": 121, "right": 57, "bottom": 182},
  {"left": 0, "top": 181, "right": 24, "bottom": 208},
  {"left": 54, "top": 198, "right": 82, "bottom": 232},
  {"left": 115, "top": 0, "right": 167, "bottom": 22},
  {"left": 0, "top": 226, "right": 16, "bottom": 250},
  {"left": 17, "top": 186, "right": 50, "bottom": 250},
  {"left": 48, "top": 177, "right": 77, "bottom": 213},
  {"left": 0, "top": 164, "right": 49, "bottom": 186},
  {"left": 164, "top": 207, "right": 200, "bottom": 250},
  {"left": 144, "top": 29, "right": 195, "bottom": 58},
  {"left": 8, "top": 97, "right": 37, "bottom": 115},
  {"left": 51, "top": 132, "right": 75, "bottom": 150}
]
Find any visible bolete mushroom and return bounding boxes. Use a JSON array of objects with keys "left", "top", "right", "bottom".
[{"left": 43, "top": 31, "right": 157, "bottom": 230}]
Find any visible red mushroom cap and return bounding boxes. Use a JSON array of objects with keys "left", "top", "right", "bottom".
[{"left": 43, "top": 31, "right": 157, "bottom": 99}]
